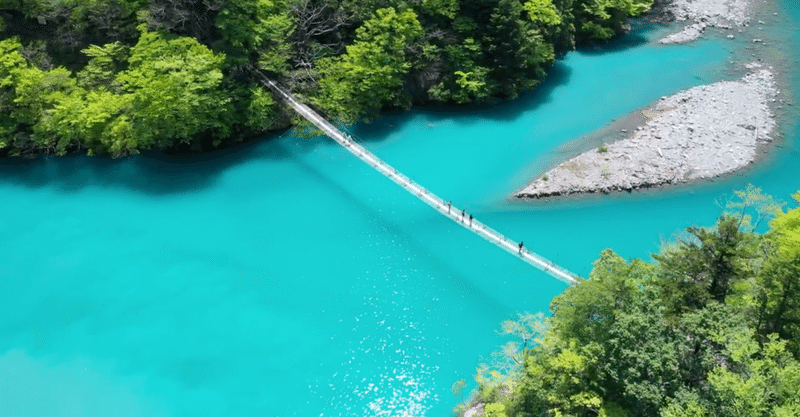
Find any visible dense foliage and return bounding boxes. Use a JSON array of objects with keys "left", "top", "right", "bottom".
[
  {"left": 0, "top": 0, "right": 651, "bottom": 156},
  {"left": 466, "top": 187, "right": 800, "bottom": 417}
]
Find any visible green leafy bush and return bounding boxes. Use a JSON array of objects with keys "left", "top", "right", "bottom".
[
  {"left": 474, "top": 188, "right": 800, "bottom": 417},
  {"left": 0, "top": 0, "right": 653, "bottom": 155}
]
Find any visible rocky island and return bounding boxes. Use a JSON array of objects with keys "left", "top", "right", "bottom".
[{"left": 516, "top": 65, "right": 778, "bottom": 199}]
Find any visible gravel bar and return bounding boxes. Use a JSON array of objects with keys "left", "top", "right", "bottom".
[
  {"left": 515, "top": 65, "right": 778, "bottom": 199},
  {"left": 658, "top": 0, "right": 751, "bottom": 44}
]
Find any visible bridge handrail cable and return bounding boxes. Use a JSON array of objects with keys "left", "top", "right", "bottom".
[{"left": 250, "top": 69, "right": 581, "bottom": 285}]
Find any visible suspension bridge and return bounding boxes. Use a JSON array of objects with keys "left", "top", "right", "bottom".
[{"left": 250, "top": 68, "right": 581, "bottom": 285}]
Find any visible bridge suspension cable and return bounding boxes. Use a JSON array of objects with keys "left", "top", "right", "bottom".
[{"left": 250, "top": 68, "right": 581, "bottom": 285}]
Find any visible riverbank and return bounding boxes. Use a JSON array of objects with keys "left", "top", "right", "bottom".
[
  {"left": 657, "top": 0, "right": 753, "bottom": 44},
  {"left": 515, "top": 64, "right": 779, "bottom": 199}
]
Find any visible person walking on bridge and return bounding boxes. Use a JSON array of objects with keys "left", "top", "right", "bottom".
[
  {"left": 461, "top": 210, "right": 465, "bottom": 221},
  {"left": 469, "top": 214, "right": 473, "bottom": 226},
  {"left": 518, "top": 241, "right": 524, "bottom": 254},
  {"left": 447, "top": 201, "right": 451, "bottom": 213}
]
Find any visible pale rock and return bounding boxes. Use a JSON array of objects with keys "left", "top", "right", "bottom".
[{"left": 516, "top": 67, "right": 777, "bottom": 199}]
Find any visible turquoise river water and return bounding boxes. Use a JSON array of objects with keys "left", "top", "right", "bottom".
[{"left": 1, "top": 3, "right": 798, "bottom": 416}]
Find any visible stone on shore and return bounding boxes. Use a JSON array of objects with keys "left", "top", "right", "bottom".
[
  {"left": 658, "top": 0, "right": 752, "bottom": 44},
  {"left": 515, "top": 66, "right": 777, "bottom": 199},
  {"left": 659, "top": 22, "right": 707, "bottom": 44},
  {"left": 669, "top": 0, "right": 750, "bottom": 25}
]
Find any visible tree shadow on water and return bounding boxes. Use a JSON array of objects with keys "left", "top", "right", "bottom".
[
  {"left": 438, "top": 61, "right": 575, "bottom": 125},
  {"left": 578, "top": 16, "right": 673, "bottom": 56},
  {"left": 338, "top": 62, "right": 575, "bottom": 141},
  {"left": 345, "top": 110, "right": 417, "bottom": 143},
  {"left": 0, "top": 134, "right": 296, "bottom": 195},
  {"left": 577, "top": 32, "right": 652, "bottom": 56},
  {"left": 343, "top": 61, "right": 575, "bottom": 139}
]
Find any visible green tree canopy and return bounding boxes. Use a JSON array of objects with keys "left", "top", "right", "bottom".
[
  {"left": 32, "top": 29, "right": 234, "bottom": 156},
  {"left": 524, "top": 0, "right": 563, "bottom": 26},
  {"left": 0, "top": 0, "right": 653, "bottom": 154},
  {"left": 471, "top": 188, "right": 800, "bottom": 417},
  {"left": 572, "top": 0, "right": 652, "bottom": 41},
  {"left": 314, "top": 7, "right": 424, "bottom": 123},
  {"left": 771, "top": 192, "right": 800, "bottom": 256}
]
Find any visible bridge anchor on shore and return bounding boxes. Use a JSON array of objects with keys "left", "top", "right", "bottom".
[{"left": 249, "top": 68, "right": 582, "bottom": 285}]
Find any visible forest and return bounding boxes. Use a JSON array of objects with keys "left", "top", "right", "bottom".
[
  {"left": 461, "top": 186, "right": 800, "bottom": 417},
  {"left": 1, "top": 0, "right": 651, "bottom": 156}
]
